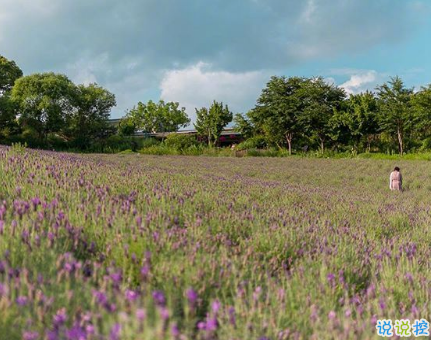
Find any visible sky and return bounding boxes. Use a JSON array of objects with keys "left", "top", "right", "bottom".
[{"left": 1, "top": 0, "right": 431, "bottom": 123}]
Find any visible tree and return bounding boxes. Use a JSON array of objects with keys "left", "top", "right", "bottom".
[
  {"left": 118, "top": 117, "right": 136, "bottom": 136},
  {"left": 125, "top": 100, "right": 190, "bottom": 135},
  {"left": 0, "top": 56, "right": 23, "bottom": 138},
  {"left": 376, "top": 76, "right": 414, "bottom": 155},
  {"left": 11, "top": 73, "right": 77, "bottom": 140},
  {"left": 233, "top": 112, "right": 255, "bottom": 139},
  {"left": 0, "top": 55, "right": 23, "bottom": 93},
  {"left": 0, "top": 94, "right": 19, "bottom": 139},
  {"left": 298, "top": 77, "right": 346, "bottom": 153},
  {"left": 68, "top": 83, "right": 116, "bottom": 147},
  {"left": 343, "top": 91, "right": 379, "bottom": 152},
  {"left": 249, "top": 76, "right": 307, "bottom": 154},
  {"left": 412, "top": 85, "right": 431, "bottom": 138},
  {"left": 194, "top": 101, "right": 233, "bottom": 147}
]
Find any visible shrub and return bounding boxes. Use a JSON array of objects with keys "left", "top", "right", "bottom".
[
  {"left": 164, "top": 134, "right": 199, "bottom": 151},
  {"left": 141, "top": 137, "right": 160, "bottom": 148},
  {"left": 139, "top": 145, "right": 179, "bottom": 155},
  {"left": 237, "top": 135, "right": 267, "bottom": 150}
]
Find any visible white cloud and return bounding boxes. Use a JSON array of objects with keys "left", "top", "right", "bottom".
[
  {"left": 160, "top": 62, "right": 268, "bottom": 124},
  {"left": 301, "top": 0, "right": 317, "bottom": 23},
  {"left": 66, "top": 53, "right": 111, "bottom": 86},
  {"left": 340, "top": 70, "right": 380, "bottom": 94}
]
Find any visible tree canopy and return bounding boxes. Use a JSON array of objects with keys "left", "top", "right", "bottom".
[
  {"left": 0, "top": 55, "right": 23, "bottom": 93},
  {"left": 11, "top": 73, "right": 77, "bottom": 139},
  {"left": 194, "top": 101, "right": 233, "bottom": 147},
  {"left": 124, "top": 100, "right": 190, "bottom": 134}
]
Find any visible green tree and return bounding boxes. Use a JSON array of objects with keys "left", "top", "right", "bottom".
[
  {"left": 118, "top": 117, "right": 136, "bottom": 136},
  {"left": 69, "top": 83, "right": 116, "bottom": 147},
  {"left": 125, "top": 100, "right": 190, "bottom": 135},
  {"left": 298, "top": 77, "right": 346, "bottom": 153},
  {"left": 0, "top": 56, "right": 23, "bottom": 139},
  {"left": 11, "top": 73, "right": 77, "bottom": 140},
  {"left": 194, "top": 101, "right": 233, "bottom": 147},
  {"left": 0, "top": 55, "right": 23, "bottom": 93},
  {"left": 0, "top": 94, "right": 19, "bottom": 139},
  {"left": 343, "top": 91, "right": 379, "bottom": 152},
  {"left": 376, "top": 76, "right": 414, "bottom": 155},
  {"left": 412, "top": 85, "right": 431, "bottom": 139},
  {"left": 233, "top": 112, "right": 255, "bottom": 139},
  {"left": 249, "top": 76, "right": 307, "bottom": 154}
]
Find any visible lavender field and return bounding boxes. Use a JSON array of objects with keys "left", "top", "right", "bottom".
[{"left": 1, "top": 145, "right": 430, "bottom": 340}]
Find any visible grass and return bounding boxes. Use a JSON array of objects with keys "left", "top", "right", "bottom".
[{"left": 0, "top": 145, "right": 431, "bottom": 339}]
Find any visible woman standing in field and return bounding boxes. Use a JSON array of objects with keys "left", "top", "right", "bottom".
[{"left": 389, "top": 166, "right": 403, "bottom": 191}]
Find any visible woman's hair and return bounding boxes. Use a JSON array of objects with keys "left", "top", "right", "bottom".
[{"left": 394, "top": 166, "right": 400, "bottom": 171}]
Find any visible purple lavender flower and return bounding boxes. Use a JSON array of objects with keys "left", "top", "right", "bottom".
[
  {"left": 65, "top": 324, "right": 86, "bottom": 340},
  {"left": 136, "top": 308, "right": 146, "bottom": 321},
  {"left": 23, "top": 331, "right": 39, "bottom": 340},
  {"left": 211, "top": 300, "right": 221, "bottom": 314},
  {"left": 186, "top": 288, "right": 198, "bottom": 306},
  {"left": 125, "top": 289, "right": 139, "bottom": 302},
  {"left": 16, "top": 296, "right": 28, "bottom": 306},
  {"left": 205, "top": 317, "right": 218, "bottom": 331},
  {"left": 110, "top": 324, "right": 121, "bottom": 340},
  {"left": 53, "top": 308, "right": 67, "bottom": 327},
  {"left": 152, "top": 290, "right": 166, "bottom": 307}
]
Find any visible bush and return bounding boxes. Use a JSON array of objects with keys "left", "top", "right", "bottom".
[
  {"left": 421, "top": 137, "right": 431, "bottom": 151},
  {"left": 164, "top": 134, "right": 199, "bottom": 151},
  {"left": 141, "top": 137, "right": 160, "bottom": 148},
  {"left": 237, "top": 135, "right": 267, "bottom": 150},
  {"left": 47, "top": 134, "right": 68, "bottom": 150},
  {"left": 139, "top": 145, "right": 179, "bottom": 155}
]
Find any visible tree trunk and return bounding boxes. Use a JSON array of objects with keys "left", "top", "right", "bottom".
[
  {"left": 320, "top": 139, "right": 325, "bottom": 154},
  {"left": 397, "top": 128, "right": 403, "bottom": 156},
  {"left": 286, "top": 132, "right": 293, "bottom": 155},
  {"left": 366, "top": 135, "right": 372, "bottom": 153}
]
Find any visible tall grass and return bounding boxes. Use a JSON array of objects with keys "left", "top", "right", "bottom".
[{"left": 0, "top": 146, "right": 430, "bottom": 339}]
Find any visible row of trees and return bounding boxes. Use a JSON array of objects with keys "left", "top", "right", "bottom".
[
  {"left": 3, "top": 54, "right": 431, "bottom": 155},
  {"left": 0, "top": 55, "right": 116, "bottom": 149},
  {"left": 235, "top": 76, "right": 431, "bottom": 155},
  {"left": 120, "top": 100, "right": 233, "bottom": 147}
]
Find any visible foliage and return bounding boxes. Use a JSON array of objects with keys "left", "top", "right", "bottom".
[
  {"left": 250, "top": 76, "right": 308, "bottom": 154},
  {"left": 5, "top": 53, "right": 431, "bottom": 156},
  {"left": 194, "top": 100, "right": 233, "bottom": 147},
  {"left": 342, "top": 91, "right": 379, "bottom": 152},
  {"left": 118, "top": 117, "right": 136, "bottom": 136},
  {"left": 67, "top": 83, "right": 116, "bottom": 148},
  {"left": 236, "top": 135, "right": 268, "bottom": 150},
  {"left": 164, "top": 133, "right": 199, "bottom": 150},
  {"left": 376, "top": 76, "right": 415, "bottom": 155},
  {"left": 233, "top": 112, "right": 255, "bottom": 139},
  {"left": 11, "top": 73, "right": 77, "bottom": 140},
  {"left": 298, "top": 77, "right": 347, "bottom": 153},
  {"left": 0, "top": 55, "right": 23, "bottom": 93},
  {"left": 125, "top": 100, "right": 190, "bottom": 134}
]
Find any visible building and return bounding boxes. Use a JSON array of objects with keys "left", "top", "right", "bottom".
[{"left": 108, "top": 119, "right": 242, "bottom": 146}]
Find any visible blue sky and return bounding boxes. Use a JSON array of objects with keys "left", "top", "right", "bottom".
[{"left": 1, "top": 0, "right": 430, "bottom": 122}]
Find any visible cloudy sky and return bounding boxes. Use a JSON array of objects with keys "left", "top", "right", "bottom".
[{"left": 1, "top": 0, "right": 430, "bottom": 122}]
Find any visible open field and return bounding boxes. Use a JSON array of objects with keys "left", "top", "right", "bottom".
[{"left": 1, "top": 146, "right": 431, "bottom": 339}]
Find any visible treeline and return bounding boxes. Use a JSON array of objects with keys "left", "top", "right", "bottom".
[
  {"left": 0, "top": 55, "right": 118, "bottom": 150},
  {"left": 3, "top": 54, "right": 431, "bottom": 155},
  {"left": 235, "top": 76, "right": 431, "bottom": 156}
]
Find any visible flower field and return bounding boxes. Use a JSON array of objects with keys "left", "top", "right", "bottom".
[{"left": 1, "top": 145, "right": 431, "bottom": 340}]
